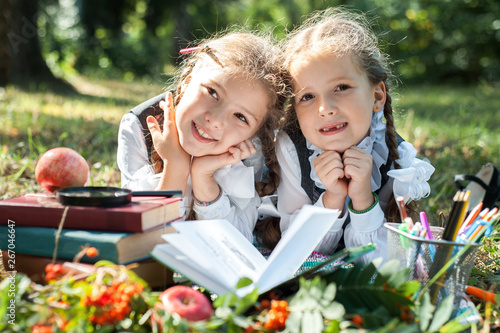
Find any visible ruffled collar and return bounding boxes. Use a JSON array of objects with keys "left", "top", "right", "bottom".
[
  {"left": 306, "top": 110, "right": 434, "bottom": 203},
  {"left": 307, "top": 111, "right": 389, "bottom": 192}
]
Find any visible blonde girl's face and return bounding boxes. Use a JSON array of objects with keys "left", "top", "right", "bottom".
[
  {"left": 290, "top": 54, "right": 386, "bottom": 153},
  {"left": 174, "top": 65, "right": 269, "bottom": 157}
]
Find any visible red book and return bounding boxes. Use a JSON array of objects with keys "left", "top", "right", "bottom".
[{"left": 0, "top": 194, "right": 182, "bottom": 232}]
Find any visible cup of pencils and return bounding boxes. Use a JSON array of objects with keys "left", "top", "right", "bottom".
[{"left": 385, "top": 192, "right": 500, "bottom": 312}]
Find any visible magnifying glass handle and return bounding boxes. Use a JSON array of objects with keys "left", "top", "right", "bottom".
[{"left": 131, "top": 190, "right": 182, "bottom": 198}]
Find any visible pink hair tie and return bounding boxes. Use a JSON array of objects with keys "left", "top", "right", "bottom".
[{"left": 179, "top": 46, "right": 201, "bottom": 54}]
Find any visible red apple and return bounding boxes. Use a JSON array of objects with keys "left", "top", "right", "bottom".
[
  {"left": 158, "top": 285, "right": 213, "bottom": 322},
  {"left": 35, "top": 147, "right": 89, "bottom": 192}
]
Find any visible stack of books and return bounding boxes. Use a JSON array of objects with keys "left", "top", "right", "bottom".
[{"left": 0, "top": 193, "right": 182, "bottom": 288}]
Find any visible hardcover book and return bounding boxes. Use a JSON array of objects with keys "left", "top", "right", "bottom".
[
  {"left": 0, "top": 194, "right": 182, "bottom": 233},
  {"left": 151, "top": 205, "right": 343, "bottom": 296}
]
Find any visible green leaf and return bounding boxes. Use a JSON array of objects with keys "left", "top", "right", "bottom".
[
  {"left": 428, "top": 294, "right": 454, "bottom": 332},
  {"left": 203, "top": 318, "right": 226, "bottom": 329},
  {"left": 15, "top": 274, "right": 31, "bottom": 297},
  {"left": 439, "top": 319, "right": 472, "bottom": 333},
  {"left": 214, "top": 306, "right": 233, "bottom": 319},
  {"left": 342, "top": 264, "right": 364, "bottom": 286},
  {"left": 234, "top": 289, "right": 258, "bottom": 315},
  {"left": 321, "top": 302, "right": 345, "bottom": 320},
  {"left": 310, "top": 283, "right": 325, "bottom": 301},
  {"left": 397, "top": 281, "right": 421, "bottom": 297},
  {"left": 93, "top": 260, "right": 117, "bottom": 266},
  {"left": 286, "top": 312, "right": 302, "bottom": 333},
  {"left": 356, "top": 260, "right": 378, "bottom": 285},
  {"left": 232, "top": 315, "right": 254, "bottom": 328},
  {"left": 302, "top": 311, "right": 323, "bottom": 333},
  {"left": 417, "top": 292, "right": 434, "bottom": 331},
  {"left": 324, "top": 264, "right": 352, "bottom": 286},
  {"left": 387, "top": 266, "right": 411, "bottom": 288},
  {"left": 236, "top": 277, "right": 253, "bottom": 289},
  {"left": 321, "top": 282, "right": 337, "bottom": 303},
  {"left": 374, "top": 260, "right": 401, "bottom": 285}
]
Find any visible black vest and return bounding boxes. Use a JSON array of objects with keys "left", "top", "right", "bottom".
[{"left": 285, "top": 125, "right": 405, "bottom": 204}]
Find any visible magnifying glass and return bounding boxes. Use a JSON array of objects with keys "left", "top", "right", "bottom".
[{"left": 56, "top": 186, "right": 182, "bottom": 207}]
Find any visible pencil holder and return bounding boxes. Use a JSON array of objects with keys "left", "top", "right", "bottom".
[{"left": 385, "top": 223, "right": 481, "bottom": 313}]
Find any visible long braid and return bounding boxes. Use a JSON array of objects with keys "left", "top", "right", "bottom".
[
  {"left": 383, "top": 92, "right": 400, "bottom": 169},
  {"left": 254, "top": 123, "right": 282, "bottom": 249},
  {"left": 254, "top": 78, "right": 291, "bottom": 251},
  {"left": 383, "top": 91, "right": 420, "bottom": 222}
]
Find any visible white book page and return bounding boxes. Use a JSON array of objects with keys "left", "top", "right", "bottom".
[
  {"left": 165, "top": 220, "right": 267, "bottom": 283},
  {"left": 151, "top": 244, "right": 229, "bottom": 295},
  {"left": 161, "top": 233, "right": 211, "bottom": 270},
  {"left": 162, "top": 232, "right": 239, "bottom": 288},
  {"left": 256, "top": 206, "right": 340, "bottom": 293}
]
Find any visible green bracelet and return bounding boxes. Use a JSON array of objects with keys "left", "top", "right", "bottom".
[
  {"left": 348, "top": 192, "right": 379, "bottom": 214},
  {"left": 193, "top": 185, "right": 222, "bottom": 207}
]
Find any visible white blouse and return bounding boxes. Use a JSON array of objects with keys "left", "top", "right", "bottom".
[
  {"left": 275, "top": 111, "right": 435, "bottom": 263},
  {"left": 117, "top": 112, "right": 265, "bottom": 242}
]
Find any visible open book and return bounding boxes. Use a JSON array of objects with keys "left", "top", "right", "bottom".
[{"left": 151, "top": 205, "right": 341, "bottom": 296}]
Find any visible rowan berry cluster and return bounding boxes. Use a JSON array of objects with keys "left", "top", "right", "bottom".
[
  {"left": 44, "top": 263, "right": 64, "bottom": 281},
  {"left": 81, "top": 279, "right": 144, "bottom": 326},
  {"left": 263, "top": 299, "right": 289, "bottom": 331}
]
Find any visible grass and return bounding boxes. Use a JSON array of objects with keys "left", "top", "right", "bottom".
[
  {"left": 393, "top": 82, "right": 500, "bottom": 223},
  {"left": 1, "top": 75, "right": 500, "bottom": 326},
  {"left": 0, "top": 75, "right": 167, "bottom": 198}
]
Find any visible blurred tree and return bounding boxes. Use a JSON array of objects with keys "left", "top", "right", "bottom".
[
  {"left": 369, "top": 0, "right": 500, "bottom": 83},
  {"left": 3, "top": 0, "right": 500, "bottom": 86},
  {"left": 0, "top": 0, "right": 74, "bottom": 91}
]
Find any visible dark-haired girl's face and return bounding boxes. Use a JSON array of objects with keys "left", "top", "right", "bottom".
[{"left": 174, "top": 65, "right": 269, "bottom": 157}]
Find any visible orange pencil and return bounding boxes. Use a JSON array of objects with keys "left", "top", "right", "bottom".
[
  {"left": 468, "top": 224, "right": 486, "bottom": 241},
  {"left": 466, "top": 285, "right": 498, "bottom": 304}
]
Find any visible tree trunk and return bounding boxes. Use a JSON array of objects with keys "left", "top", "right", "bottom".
[{"left": 0, "top": 0, "right": 74, "bottom": 92}]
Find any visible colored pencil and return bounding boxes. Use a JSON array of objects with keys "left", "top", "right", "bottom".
[
  {"left": 458, "top": 202, "right": 483, "bottom": 235},
  {"left": 450, "top": 190, "right": 470, "bottom": 241},
  {"left": 396, "top": 196, "right": 408, "bottom": 223},
  {"left": 420, "top": 211, "right": 433, "bottom": 240},
  {"left": 441, "top": 191, "right": 463, "bottom": 241}
]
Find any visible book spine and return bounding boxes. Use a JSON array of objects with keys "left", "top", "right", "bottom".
[
  {"left": 0, "top": 226, "right": 121, "bottom": 264},
  {"left": 0, "top": 198, "right": 181, "bottom": 233},
  {"left": 0, "top": 204, "right": 144, "bottom": 233}
]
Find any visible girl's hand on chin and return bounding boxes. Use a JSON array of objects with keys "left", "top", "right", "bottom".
[
  {"left": 148, "top": 92, "right": 191, "bottom": 168},
  {"left": 313, "top": 151, "right": 348, "bottom": 209},
  {"left": 191, "top": 139, "right": 256, "bottom": 176},
  {"left": 343, "top": 146, "right": 374, "bottom": 211},
  {"left": 314, "top": 151, "right": 347, "bottom": 196}
]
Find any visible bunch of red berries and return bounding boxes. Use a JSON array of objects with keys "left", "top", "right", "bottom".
[
  {"left": 44, "top": 247, "right": 99, "bottom": 282},
  {"left": 81, "top": 279, "right": 144, "bottom": 326},
  {"left": 44, "top": 263, "right": 64, "bottom": 282},
  {"left": 263, "top": 299, "right": 290, "bottom": 331}
]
